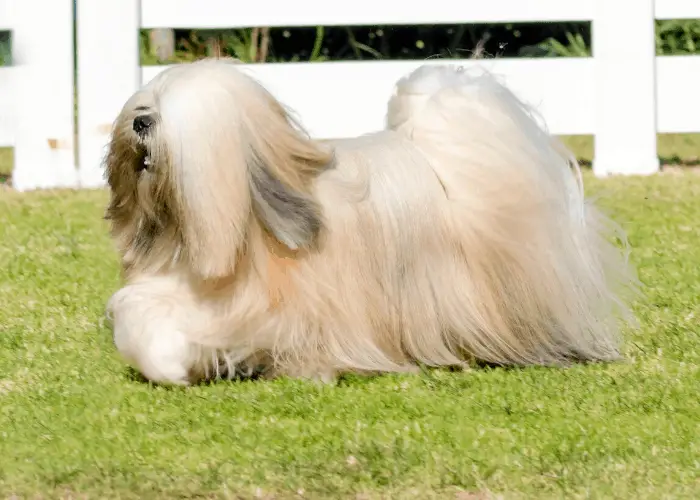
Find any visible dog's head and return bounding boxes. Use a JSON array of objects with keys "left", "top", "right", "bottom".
[{"left": 104, "top": 58, "right": 333, "bottom": 280}]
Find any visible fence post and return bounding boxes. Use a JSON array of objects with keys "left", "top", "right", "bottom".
[
  {"left": 76, "top": 0, "right": 141, "bottom": 188},
  {"left": 11, "top": 0, "right": 77, "bottom": 191},
  {"left": 592, "top": 0, "right": 659, "bottom": 176}
]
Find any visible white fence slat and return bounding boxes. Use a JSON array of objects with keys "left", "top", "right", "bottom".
[
  {"left": 143, "top": 57, "right": 700, "bottom": 138},
  {"left": 11, "top": 0, "right": 76, "bottom": 191},
  {"left": 0, "top": 0, "right": 14, "bottom": 146},
  {"left": 143, "top": 59, "right": 595, "bottom": 139},
  {"left": 656, "top": 0, "right": 700, "bottom": 20},
  {"left": 0, "top": 0, "right": 13, "bottom": 30},
  {"left": 76, "top": 0, "right": 141, "bottom": 188},
  {"left": 592, "top": 0, "right": 659, "bottom": 176},
  {"left": 0, "top": 67, "right": 15, "bottom": 147},
  {"left": 141, "top": 0, "right": 594, "bottom": 29},
  {"left": 657, "top": 56, "right": 700, "bottom": 133}
]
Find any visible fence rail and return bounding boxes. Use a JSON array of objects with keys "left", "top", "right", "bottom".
[
  {"left": 1, "top": 0, "right": 699, "bottom": 190},
  {"left": 141, "top": 0, "right": 595, "bottom": 27}
]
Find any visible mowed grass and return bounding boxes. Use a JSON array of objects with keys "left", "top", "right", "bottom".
[{"left": 1, "top": 165, "right": 700, "bottom": 499}]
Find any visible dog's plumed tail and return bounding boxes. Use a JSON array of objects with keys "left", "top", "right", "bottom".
[{"left": 386, "top": 65, "right": 637, "bottom": 366}]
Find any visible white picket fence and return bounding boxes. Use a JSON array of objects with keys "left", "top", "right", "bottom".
[{"left": 1, "top": 0, "right": 700, "bottom": 191}]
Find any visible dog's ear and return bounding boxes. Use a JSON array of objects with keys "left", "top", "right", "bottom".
[
  {"left": 174, "top": 120, "right": 254, "bottom": 281},
  {"left": 172, "top": 80, "right": 332, "bottom": 280},
  {"left": 244, "top": 99, "right": 333, "bottom": 251}
]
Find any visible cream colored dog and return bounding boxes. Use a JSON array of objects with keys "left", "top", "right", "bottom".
[{"left": 104, "top": 57, "right": 637, "bottom": 385}]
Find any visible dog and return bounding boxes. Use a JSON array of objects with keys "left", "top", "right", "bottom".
[{"left": 103, "top": 57, "right": 638, "bottom": 385}]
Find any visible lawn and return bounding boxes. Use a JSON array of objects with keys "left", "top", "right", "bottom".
[{"left": 1, "top": 161, "right": 700, "bottom": 499}]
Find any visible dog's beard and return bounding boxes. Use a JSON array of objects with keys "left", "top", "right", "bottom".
[{"left": 104, "top": 125, "right": 185, "bottom": 277}]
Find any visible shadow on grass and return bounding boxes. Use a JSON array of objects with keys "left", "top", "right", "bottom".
[
  {"left": 121, "top": 359, "right": 551, "bottom": 390},
  {"left": 122, "top": 363, "right": 270, "bottom": 388}
]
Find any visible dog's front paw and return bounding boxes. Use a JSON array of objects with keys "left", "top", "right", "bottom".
[
  {"left": 113, "top": 320, "right": 195, "bottom": 386},
  {"left": 139, "top": 328, "right": 195, "bottom": 385}
]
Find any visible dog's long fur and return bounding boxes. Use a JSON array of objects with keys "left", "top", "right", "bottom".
[{"left": 104, "top": 58, "right": 638, "bottom": 385}]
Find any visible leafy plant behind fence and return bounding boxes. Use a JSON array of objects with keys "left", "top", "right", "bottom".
[
  {"left": 656, "top": 19, "right": 700, "bottom": 54},
  {"left": 1, "top": 21, "right": 699, "bottom": 68},
  {"left": 138, "top": 20, "right": 700, "bottom": 66}
]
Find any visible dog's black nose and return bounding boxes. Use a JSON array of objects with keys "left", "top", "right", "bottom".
[{"left": 133, "top": 114, "right": 155, "bottom": 135}]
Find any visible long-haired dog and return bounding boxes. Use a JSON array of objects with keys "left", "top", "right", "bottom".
[{"left": 104, "top": 58, "right": 637, "bottom": 385}]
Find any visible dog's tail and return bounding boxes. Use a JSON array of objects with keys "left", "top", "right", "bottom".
[{"left": 386, "top": 64, "right": 639, "bottom": 366}]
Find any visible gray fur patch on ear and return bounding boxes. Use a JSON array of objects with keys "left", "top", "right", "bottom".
[{"left": 249, "top": 162, "right": 323, "bottom": 250}]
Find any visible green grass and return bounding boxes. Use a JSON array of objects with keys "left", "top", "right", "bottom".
[{"left": 2, "top": 166, "right": 700, "bottom": 499}]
